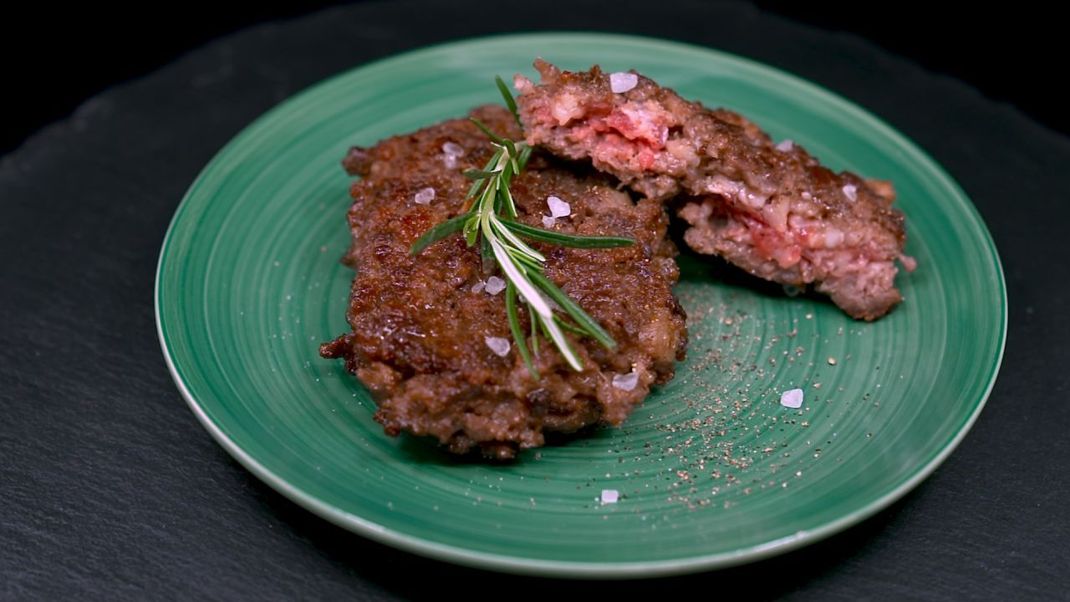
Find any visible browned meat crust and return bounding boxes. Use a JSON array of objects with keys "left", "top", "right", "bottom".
[
  {"left": 321, "top": 106, "right": 687, "bottom": 459},
  {"left": 515, "top": 61, "right": 915, "bottom": 320}
]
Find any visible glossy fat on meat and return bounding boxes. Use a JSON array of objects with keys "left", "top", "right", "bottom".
[
  {"left": 515, "top": 60, "right": 914, "bottom": 320},
  {"left": 321, "top": 106, "right": 687, "bottom": 459}
]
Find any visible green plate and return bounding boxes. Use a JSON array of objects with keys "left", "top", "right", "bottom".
[{"left": 155, "top": 33, "right": 1006, "bottom": 577}]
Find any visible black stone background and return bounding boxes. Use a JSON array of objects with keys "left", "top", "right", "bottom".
[{"left": 3, "top": 1, "right": 1068, "bottom": 599}]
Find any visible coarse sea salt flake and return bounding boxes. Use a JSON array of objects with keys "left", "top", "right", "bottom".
[
  {"left": 484, "top": 276, "right": 506, "bottom": 295},
  {"left": 547, "top": 195, "right": 571, "bottom": 217},
  {"left": 601, "top": 489, "right": 619, "bottom": 504},
  {"left": 609, "top": 72, "right": 638, "bottom": 93},
  {"left": 541, "top": 216, "right": 557, "bottom": 228},
  {"left": 414, "top": 187, "right": 435, "bottom": 205},
  {"left": 780, "top": 388, "right": 804, "bottom": 408},
  {"left": 842, "top": 184, "right": 857, "bottom": 202},
  {"left": 471, "top": 281, "right": 485, "bottom": 293},
  {"left": 484, "top": 336, "right": 510, "bottom": 357},
  {"left": 441, "top": 141, "right": 465, "bottom": 157},
  {"left": 776, "top": 139, "right": 794, "bottom": 152},
  {"left": 612, "top": 371, "right": 639, "bottom": 391}
]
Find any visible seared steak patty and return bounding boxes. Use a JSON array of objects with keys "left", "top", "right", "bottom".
[
  {"left": 516, "top": 61, "right": 914, "bottom": 320},
  {"left": 321, "top": 105, "right": 687, "bottom": 459}
]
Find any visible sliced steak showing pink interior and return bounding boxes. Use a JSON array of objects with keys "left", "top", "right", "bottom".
[{"left": 516, "top": 60, "right": 914, "bottom": 320}]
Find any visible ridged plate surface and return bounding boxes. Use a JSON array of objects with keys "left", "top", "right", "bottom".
[{"left": 156, "top": 33, "right": 1006, "bottom": 577}]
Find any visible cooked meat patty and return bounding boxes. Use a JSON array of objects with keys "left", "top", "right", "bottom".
[
  {"left": 321, "top": 105, "right": 687, "bottom": 459},
  {"left": 515, "top": 60, "right": 915, "bottom": 320}
]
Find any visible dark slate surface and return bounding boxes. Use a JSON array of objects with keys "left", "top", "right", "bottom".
[{"left": 2, "top": 1, "right": 1067, "bottom": 599}]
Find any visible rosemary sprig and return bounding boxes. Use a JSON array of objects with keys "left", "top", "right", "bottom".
[{"left": 410, "top": 76, "right": 634, "bottom": 377}]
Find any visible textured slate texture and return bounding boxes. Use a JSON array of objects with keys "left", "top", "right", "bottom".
[{"left": 2, "top": 1, "right": 1067, "bottom": 599}]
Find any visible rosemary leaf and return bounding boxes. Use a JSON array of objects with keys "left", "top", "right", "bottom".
[
  {"left": 465, "top": 178, "right": 483, "bottom": 201},
  {"left": 488, "top": 238, "right": 553, "bottom": 319},
  {"left": 464, "top": 168, "right": 501, "bottom": 179},
  {"left": 554, "top": 317, "right": 589, "bottom": 337},
  {"left": 500, "top": 183, "right": 519, "bottom": 218},
  {"left": 503, "top": 221, "right": 635, "bottom": 248},
  {"left": 495, "top": 75, "right": 520, "bottom": 125},
  {"left": 410, "top": 214, "right": 471, "bottom": 254},
  {"left": 529, "top": 308, "right": 539, "bottom": 355},
  {"left": 505, "top": 282, "right": 538, "bottom": 378},
  {"left": 463, "top": 214, "right": 480, "bottom": 246},
  {"left": 543, "top": 314, "right": 584, "bottom": 371},
  {"left": 490, "top": 216, "right": 545, "bottom": 264},
  {"left": 528, "top": 271, "right": 617, "bottom": 349},
  {"left": 469, "top": 118, "right": 508, "bottom": 145},
  {"left": 517, "top": 144, "right": 532, "bottom": 170},
  {"left": 480, "top": 233, "right": 494, "bottom": 272}
]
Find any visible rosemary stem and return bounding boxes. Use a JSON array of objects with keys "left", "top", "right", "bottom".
[{"left": 408, "top": 76, "right": 635, "bottom": 376}]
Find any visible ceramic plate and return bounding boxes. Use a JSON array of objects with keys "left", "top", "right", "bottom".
[{"left": 155, "top": 33, "right": 1006, "bottom": 577}]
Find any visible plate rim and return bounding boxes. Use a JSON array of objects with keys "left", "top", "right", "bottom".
[{"left": 155, "top": 31, "right": 1008, "bottom": 578}]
